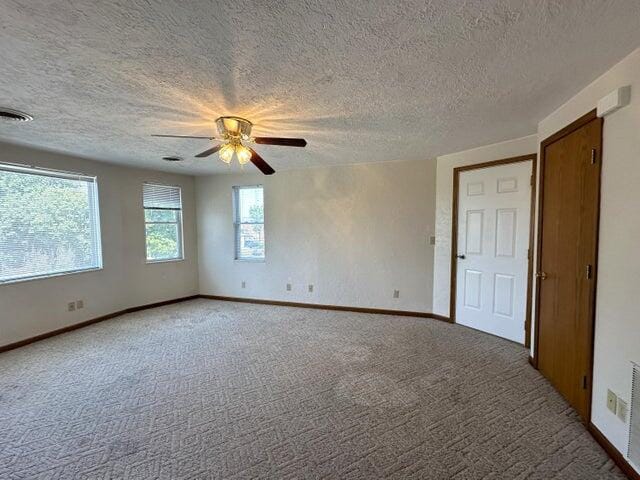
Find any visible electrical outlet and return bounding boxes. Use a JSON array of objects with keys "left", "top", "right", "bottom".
[
  {"left": 67, "top": 302, "right": 76, "bottom": 312},
  {"left": 617, "top": 398, "right": 628, "bottom": 422},
  {"left": 76, "top": 300, "right": 84, "bottom": 309},
  {"left": 429, "top": 235, "right": 436, "bottom": 245},
  {"left": 606, "top": 389, "right": 617, "bottom": 414},
  {"left": 286, "top": 283, "right": 292, "bottom": 291},
  {"left": 393, "top": 289, "right": 400, "bottom": 299},
  {"left": 241, "top": 281, "right": 246, "bottom": 289},
  {"left": 308, "top": 284, "right": 314, "bottom": 293}
]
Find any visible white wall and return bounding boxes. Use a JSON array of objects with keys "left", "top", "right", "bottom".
[
  {"left": 432, "top": 135, "right": 538, "bottom": 317},
  {"left": 537, "top": 47, "right": 640, "bottom": 465},
  {"left": 197, "top": 159, "right": 437, "bottom": 312},
  {"left": 0, "top": 143, "right": 198, "bottom": 347}
]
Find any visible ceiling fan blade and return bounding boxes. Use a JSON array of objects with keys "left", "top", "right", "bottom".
[
  {"left": 248, "top": 147, "right": 275, "bottom": 175},
  {"left": 152, "top": 134, "right": 216, "bottom": 140},
  {"left": 253, "top": 137, "right": 307, "bottom": 147},
  {"left": 195, "top": 145, "right": 222, "bottom": 158}
]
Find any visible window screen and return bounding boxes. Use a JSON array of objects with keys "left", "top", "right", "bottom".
[
  {"left": 233, "top": 186, "right": 264, "bottom": 260},
  {"left": 0, "top": 163, "right": 102, "bottom": 283},
  {"left": 143, "top": 183, "right": 183, "bottom": 262}
]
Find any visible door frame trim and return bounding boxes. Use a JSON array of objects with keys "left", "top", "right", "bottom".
[
  {"left": 532, "top": 109, "right": 603, "bottom": 424},
  {"left": 450, "top": 153, "right": 537, "bottom": 347}
]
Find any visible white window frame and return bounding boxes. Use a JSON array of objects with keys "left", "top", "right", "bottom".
[
  {"left": 233, "top": 185, "right": 265, "bottom": 262},
  {"left": 143, "top": 183, "right": 184, "bottom": 263},
  {"left": 0, "top": 162, "right": 103, "bottom": 285}
]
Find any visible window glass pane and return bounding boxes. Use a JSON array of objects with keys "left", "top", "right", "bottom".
[
  {"left": 145, "top": 209, "right": 178, "bottom": 222},
  {"left": 238, "top": 187, "right": 263, "bottom": 223},
  {"left": 144, "top": 184, "right": 183, "bottom": 262},
  {"left": 234, "top": 186, "right": 264, "bottom": 260},
  {"left": 145, "top": 223, "right": 180, "bottom": 261},
  {"left": 238, "top": 223, "right": 265, "bottom": 259},
  {"left": 0, "top": 166, "right": 102, "bottom": 283}
]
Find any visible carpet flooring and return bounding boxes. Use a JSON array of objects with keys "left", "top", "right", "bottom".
[{"left": 0, "top": 299, "right": 625, "bottom": 479}]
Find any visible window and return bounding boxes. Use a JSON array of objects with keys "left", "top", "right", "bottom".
[
  {"left": 143, "top": 183, "right": 184, "bottom": 262},
  {"left": 233, "top": 186, "right": 264, "bottom": 260},
  {"left": 0, "top": 163, "right": 102, "bottom": 284}
]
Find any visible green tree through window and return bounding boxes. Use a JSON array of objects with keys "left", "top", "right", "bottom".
[{"left": 0, "top": 166, "right": 102, "bottom": 282}]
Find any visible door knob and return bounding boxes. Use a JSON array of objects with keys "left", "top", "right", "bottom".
[
  {"left": 536, "top": 271, "right": 547, "bottom": 280},
  {"left": 456, "top": 254, "right": 466, "bottom": 259}
]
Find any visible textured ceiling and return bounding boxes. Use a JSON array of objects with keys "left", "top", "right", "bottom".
[{"left": 1, "top": 0, "right": 639, "bottom": 175}]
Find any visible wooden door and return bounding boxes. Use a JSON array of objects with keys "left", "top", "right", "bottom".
[
  {"left": 536, "top": 113, "right": 602, "bottom": 421},
  {"left": 455, "top": 161, "right": 533, "bottom": 344}
]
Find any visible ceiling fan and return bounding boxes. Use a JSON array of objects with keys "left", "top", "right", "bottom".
[{"left": 152, "top": 116, "right": 307, "bottom": 175}]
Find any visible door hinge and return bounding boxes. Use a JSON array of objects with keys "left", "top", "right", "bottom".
[
  {"left": 586, "top": 264, "right": 593, "bottom": 279},
  {"left": 583, "top": 375, "right": 588, "bottom": 389},
  {"left": 590, "top": 148, "right": 597, "bottom": 165}
]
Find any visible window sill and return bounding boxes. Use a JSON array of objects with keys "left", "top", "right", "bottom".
[
  {"left": 234, "top": 258, "right": 266, "bottom": 263},
  {"left": 145, "top": 258, "right": 185, "bottom": 265},
  {"left": 0, "top": 267, "right": 103, "bottom": 286}
]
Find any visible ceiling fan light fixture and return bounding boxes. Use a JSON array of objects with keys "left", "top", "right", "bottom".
[
  {"left": 235, "top": 144, "right": 252, "bottom": 165},
  {"left": 219, "top": 143, "right": 235, "bottom": 163}
]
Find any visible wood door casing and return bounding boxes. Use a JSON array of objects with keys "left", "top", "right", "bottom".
[{"left": 535, "top": 112, "right": 602, "bottom": 421}]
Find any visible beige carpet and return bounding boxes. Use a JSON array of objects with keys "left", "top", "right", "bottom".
[{"left": 0, "top": 299, "right": 624, "bottom": 479}]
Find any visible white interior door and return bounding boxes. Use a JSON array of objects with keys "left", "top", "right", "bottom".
[{"left": 455, "top": 161, "right": 532, "bottom": 344}]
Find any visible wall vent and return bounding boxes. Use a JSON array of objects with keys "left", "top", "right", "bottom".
[
  {"left": 629, "top": 362, "right": 640, "bottom": 471},
  {"left": 0, "top": 108, "right": 33, "bottom": 122}
]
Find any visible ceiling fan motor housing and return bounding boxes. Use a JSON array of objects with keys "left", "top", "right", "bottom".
[{"left": 216, "top": 116, "right": 252, "bottom": 140}]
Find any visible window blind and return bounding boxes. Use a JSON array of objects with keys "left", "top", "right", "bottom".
[
  {"left": 0, "top": 163, "right": 102, "bottom": 283},
  {"left": 629, "top": 362, "right": 640, "bottom": 471},
  {"left": 143, "top": 183, "right": 182, "bottom": 210}
]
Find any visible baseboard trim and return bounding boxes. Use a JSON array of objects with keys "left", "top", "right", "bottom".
[
  {"left": 588, "top": 422, "right": 639, "bottom": 480},
  {"left": 0, "top": 295, "right": 199, "bottom": 353},
  {"left": 199, "top": 294, "right": 452, "bottom": 322}
]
